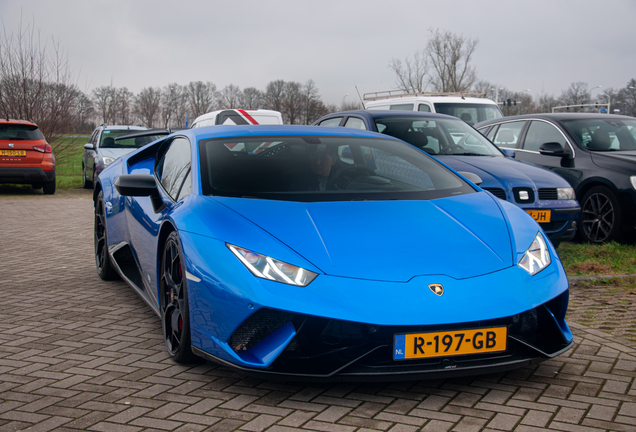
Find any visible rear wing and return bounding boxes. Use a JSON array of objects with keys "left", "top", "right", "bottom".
[
  {"left": 363, "top": 90, "right": 487, "bottom": 101},
  {"left": 114, "top": 128, "right": 185, "bottom": 141}
]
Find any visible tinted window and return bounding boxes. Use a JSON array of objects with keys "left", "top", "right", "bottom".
[
  {"left": 0, "top": 124, "right": 44, "bottom": 140},
  {"left": 418, "top": 104, "right": 431, "bottom": 112},
  {"left": 319, "top": 118, "right": 343, "bottom": 127},
  {"left": 199, "top": 135, "right": 474, "bottom": 202},
  {"left": 561, "top": 118, "right": 636, "bottom": 151},
  {"left": 373, "top": 116, "right": 501, "bottom": 156},
  {"left": 524, "top": 121, "right": 567, "bottom": 152},
  {"left": 492, "top": 121, "right": 526, "bottom": 148},
  {"left": 156, "top": 137, "right": 192, "bottom": 200},
  {"left": 486, "top": 125, "right": 498, "bottom": 142},
  {"left": 344, "top": 117, "right": 367, "bottom": 130},
  {"left": 390, "top": 104, "right": 414, "bottom": 110},
  {"left": 433, "top": 103, "right": 502, "bottom": 125}
]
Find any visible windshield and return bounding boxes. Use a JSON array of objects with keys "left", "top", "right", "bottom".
[
  {"left": 561, "top": 118, "right": 636, "bottom": 151},
  {"left": 0, "top": 124, "right": 44, "bottom": 140},
  {"left": 373, "top": 116, "right": 502, "bottom": 156},
  {"left": 433, "top": 103, "right": 502, "bottom": 125},
  {"left": 199, "top": 135, "right": 475, "bottom": 202},
  {"left": 101, "top": 130, "right": 161, "bottom": 148}
]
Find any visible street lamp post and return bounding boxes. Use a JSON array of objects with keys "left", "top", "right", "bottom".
[
  {"left": 491, "top": 87, "right": 503, "bottom": 104},
  {"left": 519, "top": 89, "right": 531, "bottom": 114},
  {"left": 590, "top": 85, "right": 602, "bottom": 103},
  {"left": 600, "top": 93, "right": 611, "bottom": 114}
]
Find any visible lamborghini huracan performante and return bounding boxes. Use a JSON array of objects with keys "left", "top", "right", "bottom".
[{"left": 93, "top": 125, "right": 573, "bottom": 381}]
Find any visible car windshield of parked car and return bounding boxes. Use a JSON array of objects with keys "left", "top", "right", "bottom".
[
  {"left": 433, "top": 103, "right": 503, "bottom": 125},
  {"left": 373, "top": 117, "right": 502, "bottom": 157},
  {"left": 0, "top": 124, "right": 44, "bottom": 140},
  {"left": 199, "top": 135, "right": 474, "bottom": 202},
  {"left": 101, "top": 130, "right": 162, "bottom": 148},
  {"left": 561, "top": 118, "right": 636, "bottom": 151}
]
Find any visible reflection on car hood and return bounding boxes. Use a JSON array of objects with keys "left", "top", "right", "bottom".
[
  {"left": 436, "top": 155, "right": 570, "bottom": 190},
  {"left": 591, "top": 150, "right": 636, "bottom": 172},
  {"left": 99, "top": 147, "right": 138, "bottom": 160},
  {"left": 214, "top": 192, "right": 513, "bottom": 282}
]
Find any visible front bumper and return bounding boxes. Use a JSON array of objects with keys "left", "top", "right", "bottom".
[
  {"left": 538, "top": 207, "right": 580, "bottom": 244},
  {"left": 0, "top": 167, "right": 55, "bottom": 184},
  {"left": 193, "top": 290, "right": 573, "bottom": 381}
]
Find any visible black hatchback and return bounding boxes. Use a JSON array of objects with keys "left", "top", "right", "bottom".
[{"left": 475, "top": 114, "right": 636, "bottom": 243}]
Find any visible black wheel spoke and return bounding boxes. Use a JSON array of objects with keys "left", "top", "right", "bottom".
[{"left": 581, "top": 190, "right": 616, "bottom": 243}]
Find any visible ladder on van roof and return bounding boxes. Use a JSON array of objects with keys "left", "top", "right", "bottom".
[{"left": 363, "top": 90, "right": 487, "bottom": 101}]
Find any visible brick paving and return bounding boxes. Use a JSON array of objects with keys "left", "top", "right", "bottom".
[{"left": 1, "top": 189, "right": 636, "bottom": 431}]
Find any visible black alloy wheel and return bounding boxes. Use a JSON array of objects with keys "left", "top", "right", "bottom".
[
  {"left": 160, "top": 231, "right": 198, "bottom": 363},
  {"left": 94, "top": 191, "right": 119, "bottom": 280},
  {"left": 580, "top": 186, "right": 621, "bottom": 243}
]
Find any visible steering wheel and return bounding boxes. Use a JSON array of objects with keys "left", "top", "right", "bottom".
[
  {"left": 327, "top": 165, "right": 376, "bottom": 190},
  {"left": 441, "top": 144, "right": 464, "bottom": 155}
]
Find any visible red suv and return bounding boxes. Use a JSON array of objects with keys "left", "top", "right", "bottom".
[{"left": 0, "top": 120, "right": 56, "bottom": 194}]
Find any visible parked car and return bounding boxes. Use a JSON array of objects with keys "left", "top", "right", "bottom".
[
  {"left": 475, "top": 114, "right": 636, "bottom": 243},
  {"left": 93, "top": 124, "right": 573, "bottom": 380},
  {"left": 362, "top": 91, "right": 503, "bottom": 125},
  {"left": 0, "top": 119, "right": 56, "bottom": 194},
  {"left": 191, "top": 109, "right": 283, "bottom": 128},
  {"left": 315, "top": 110, "right": 580, "bottom": 246},
  {"left": 82, "top": 125, "right": 162, "bottom": 188}
]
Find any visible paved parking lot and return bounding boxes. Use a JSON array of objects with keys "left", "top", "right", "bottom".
[{"left": 1, "top": 191, "right": 636, "bottom": 432}]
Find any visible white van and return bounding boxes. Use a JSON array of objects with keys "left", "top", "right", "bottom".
[
  {"left": 363, "top": 91, "right": 502, "bottom": 126},
  {"left": 191, "top": 109, "right": 283, "bottom": 128}
]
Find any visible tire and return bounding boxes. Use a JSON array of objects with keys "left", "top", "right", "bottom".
[
  {"left": 83, "top": 165, "right": 93, "bottom": 189},
  {"left": 43, "top": 180, "right": 56, "bottom": 195},
  {"left": 160, "top": 231, "right": 199, "bottom": 364},
  {"left": 94, "top": 191, "right": 120, "bottom": 280},
  {"left": 580, "top": 186, "right": 622, "bottom": 243}
]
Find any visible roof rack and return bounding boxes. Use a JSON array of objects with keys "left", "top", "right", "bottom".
[{"left": 363, "top": 90, "right": 487, "bottom": 101}]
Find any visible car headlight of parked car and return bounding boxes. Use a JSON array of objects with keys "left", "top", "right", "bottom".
[
  {"left": 630, "top": 176, "right": 636, "bottom": 190},
  {"left": 228, "top": 244, "right": 318, "bottom": 287},
  {"left": 102, "top": 156, "right": 116, "bottom": 166},
  {"left": 557, "top": 187, "right": 575, "bottom": 200},
  {"left": 518, "top": 233, "right": 551, "bottom": 276}
]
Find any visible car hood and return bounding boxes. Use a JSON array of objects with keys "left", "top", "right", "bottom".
[
  {"left": 212, "top": 192, "right": 513, "bottom": 282},
  {"left": 99, "top": 147, "right": 138, "bottom": 160},
  {"left": 591, "top": 150, "right": 636, "bottom": 172},
  {"left": 436, "top": 155, "right": 570, "bottom": 190}
]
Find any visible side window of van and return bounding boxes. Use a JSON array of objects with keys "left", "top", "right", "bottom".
[
  {"left": 389, "top": 104, "right": 414, "bottom": 110},
  {"left": 418, "top": 104, "right": 432, "bottom": 112}
]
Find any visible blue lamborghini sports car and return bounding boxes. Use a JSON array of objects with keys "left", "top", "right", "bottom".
[{"left": 93, "top": 125, "right": 573, "bottom": 380}]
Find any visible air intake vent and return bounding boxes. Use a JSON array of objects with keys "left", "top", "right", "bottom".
[
  {"left": 483, "top": 188, "right": 506, "bottom": 200},
  {"left": 539, "top": 188, "right": 558, "bottom": 200},
  {"left": 229, "top": 309, "right": 298, "bottom": 351}
]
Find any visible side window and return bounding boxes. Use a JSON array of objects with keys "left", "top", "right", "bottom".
[
  {"left": 486, "top": 125, "right": 498, "bottom": 142},
  {"left": 319, "top": 117, "right": 343, "bottom": 127},
  {"left": 524, "top": 121, "right": 567, "bottom": 152},
  {"left": 89, "top": 130, "right": 99, "bottom": 145},
  {"left": 418, "top": 104, "right": 432, "bottom": 112},
  {"left": 492, "top": 121, "right": 526, "bottom": 148},
  {"left": 343, "top": 117, "right": 367, "bottom": 130},
  {"left": 389, "top": 104, "right": 414, "bottom": 110},
  {"left": 156, "top": 137, "right": 192, "bottom": 201}
]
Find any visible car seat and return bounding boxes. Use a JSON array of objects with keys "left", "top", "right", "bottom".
[
  {"left": 460, "top": 113, "right": 473, "bottom": 124},
  {"left": 102, "top": 137, "right": 115, "bottom": 147},
  {"left": 402, "top": 131, "right": 435, "bottom": 154},
  {"left": 588, "top": 130, "right": 611, "bottom": 150}
]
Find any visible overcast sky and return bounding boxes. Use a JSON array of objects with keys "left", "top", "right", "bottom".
[{"left": 2, "top": 0, "right": 635, "bottom": 106}]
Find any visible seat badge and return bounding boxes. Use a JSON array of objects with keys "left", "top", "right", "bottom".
[{"left": 429, "top": 284, "right": 444, "bottom": 296}]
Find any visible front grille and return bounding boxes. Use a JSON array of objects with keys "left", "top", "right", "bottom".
[
  {"left": 483, "top": 187, "right": 506, "bottom": 200},
  {"left": 538, "top": 188, "right": 558, "bottom": 200}
]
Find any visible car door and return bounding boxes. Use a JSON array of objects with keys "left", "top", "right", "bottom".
[
  {"left": 513, "top": 120, "right": 581, "bottom": 188},
  {"left": 84, "top": 129, "right": 99, "bottom": 180}
]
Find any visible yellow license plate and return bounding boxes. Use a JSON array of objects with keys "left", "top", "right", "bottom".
[
  {"left": 526, "top": 210, "right": 551, "bottom": 223},
  {"left": 0, "top": 149, "right": 26, "bottom": 157},
  {"left": 394, "top": 327, "right": 507, "bottom": 360}
]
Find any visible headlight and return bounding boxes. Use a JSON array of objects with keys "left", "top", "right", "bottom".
[
  {"left": 518, "top": 232, "right": 551, "bottom": 276},
  {"left": 102, "top": 156, "right": 116, "bottom": 166},
  {"left": 557, "top": 187, "right": 575, "bottom": 200},
  {"left": 631, "top": 176, "right": 636, "bottom": 190},
  {"left": 228, "top": 244, "right": 318, "bottom": 287}
]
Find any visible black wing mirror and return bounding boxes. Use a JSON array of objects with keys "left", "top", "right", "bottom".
[
  {"left": 114, "top": 174, "right": 165, "bottom": 213},
  {"left": 539, "top": 142, "right": 567, "bottom": 156}
]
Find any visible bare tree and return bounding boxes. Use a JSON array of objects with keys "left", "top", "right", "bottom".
[
  {"left": 263, "top": 80, "right": 286, "bottom": 113},
  {"left": 242, "top": 87, "right": 263, "bottom": 109},
  {"left": 618, "top": 78, "right": 636, "bottom": 116},
  {"left": 114, "top": 87, "right": 134, "bottom": 124},
  {"left": 0, "top": 18, "right": 80, "bottom": 141},
  {"left": 389, "top": 50, "right": 429, "bottom": 93},
  {"left": 558, "top": 82, "right": 590, "bottom": 109},
  {"left": 427, "top": 29, "right": 478, "bottom": 92},
  {"left": 282, "top": 81, "right": 304, "bottom": 124},
  {"left": 219, "top": 84, "right": 243, "bottom": 109},
  {"left": 185, "top": 81, "right": 216, "bottom": 118},
  {"left": 161, "top": 83, "right": 183, "bottom": 127},
  {"left": 135, "top": 86, "right": 162, "bottom": 127}
]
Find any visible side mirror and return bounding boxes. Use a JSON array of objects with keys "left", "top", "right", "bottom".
[
  {"left": 115, "top": 174, "right": 165, "bottom": 213},
  {"left": 501, "top": 148, "right": 516, "bottom": 158},
  {"left": 458, "top": 171, "right": 483, "bottom": 186},
  {"left": 539, "top": 142, "right": 566, "bottom": 156},
  {"left": 84, "top": 143, "right": 94, "bottom": 150}
]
